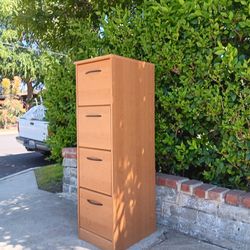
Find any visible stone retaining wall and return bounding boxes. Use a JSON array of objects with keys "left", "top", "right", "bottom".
[
  {"left": 156, "top": 174, "right": 250, "bottom": 250},
  {"left": 62, "top": 147, "right": 77, "bottom": 201},
  {"left": 62, "top": 147, "right": 250, "bottom": 249}
]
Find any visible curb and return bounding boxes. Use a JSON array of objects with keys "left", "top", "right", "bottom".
[{"left": 0, "top": 167, "right": 42, "bottom": 182}]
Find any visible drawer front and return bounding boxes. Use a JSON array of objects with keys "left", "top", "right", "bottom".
[
  {"left": 79, "top": 228, "right": 112, "bottom": 250},
  {"left": 80, "top": 189, "right": 113, "bottom": 240},
  {"left": 79, "top": 148, "right": 112, "bottom": 195},
  {"left": 78, "top": 106, "right": 111, "bottom": 150},
  {"left": 77, "top": 59, "right": 112, "bottom": 106}
]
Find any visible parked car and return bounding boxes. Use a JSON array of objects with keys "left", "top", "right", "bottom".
[{"left": 16, "top": 104, "right": 50, "bottom": 154}]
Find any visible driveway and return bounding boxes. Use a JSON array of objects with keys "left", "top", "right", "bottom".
[
  {"left": 0, "top": 133, "right": 51, "bottom": 178},
  {"left": 0, "top": 171, "right": 225, "bottom": 250}
]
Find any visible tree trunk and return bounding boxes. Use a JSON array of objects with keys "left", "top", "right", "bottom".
[{"left": 26, "top": 81, "right": 33, "bottom": 103}]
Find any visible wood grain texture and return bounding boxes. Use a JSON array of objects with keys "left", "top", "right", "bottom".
[
  {"left": 79, "top": 227, "right": 113, "bottom": 250},
  {"left": 76, "top": 54, "right": 155, "bottom": 250},
  {"left": 79, "top": 188, "right": 113, "bottom": 240},
  {"left": 77, "top": 59, "right": 112, "bottom": 106},
  {"left": 78, "top": 106, "right": 111, "bottom": 150},
  {"left": 76, "top": 60, "right": 80, "bottom": 237},
  {"left": 79, "top": 148, "right": 112, "bottom": 195},
  {"left": 111, "top": 56, "right": 156, "bottom": 250}
]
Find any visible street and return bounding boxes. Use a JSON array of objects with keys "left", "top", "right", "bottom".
[{"left": 0, "top": 132, "right": 51, "bottom": 178}]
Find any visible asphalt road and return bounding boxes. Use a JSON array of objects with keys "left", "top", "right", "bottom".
[{"left": 0, "top": 133, "right": 52, "bottom": 178}]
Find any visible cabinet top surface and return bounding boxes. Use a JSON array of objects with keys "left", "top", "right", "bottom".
[{"left": 74, "top": 54, "right": 154, "bottom": 66}]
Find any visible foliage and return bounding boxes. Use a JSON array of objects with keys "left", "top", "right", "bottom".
[
  {"left": 14, "top": 0, "right": 142, "bottom": 52},
  {"left": 12, "top": 76, "right": 21, "bottom": 95},
  {"left": 95, "top": 0, "right": 250, "bottom": 190},
  {"left": 1, "top": 76, "right": 21, "bottom": 95},
  {"left": 34, "top": 164, "right": 63, "bottom": 193},
  {"left": 43, "top": 57, "right": 77, "bottom": 161},
  {"left": 1, "top": 78, "right": 11, "bottom": 95},
  {"left": 0, "top": 0, "right": 49, "bottom": 102},
  {"left": 14, "top": 0, "right": 250, "bottom": 190},
  {"left": 0, "top": 75, "right": 26, "bottom": 129},
  {"left": 41, "top": 17, "right": 102, "bottom": 162},
  {"left": 0, "top": 97, "right": 25, "bottom": 128}
]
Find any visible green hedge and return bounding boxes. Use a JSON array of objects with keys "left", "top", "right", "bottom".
[
  {"left": 43, "top": 58, "right": 77, "bottom": 160},
  {"left": 45, "top": 0, "right": 250, "bottom": 190}
]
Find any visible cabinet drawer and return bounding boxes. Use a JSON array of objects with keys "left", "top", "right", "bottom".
[
  {"left": 79, "top": 189, "right": 113, "bottom": 240},
  {"left": 77, "top": 59, "right": 112, "bottom": 106},
  {"left": 78, "top": 106, "right": 111, "bottom": 150},
  {"left": 79, "top": 148, "right": 112, "bottom": 195}
]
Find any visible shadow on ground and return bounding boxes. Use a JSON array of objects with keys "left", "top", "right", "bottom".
[
  {"left": 0, "top": 168, "right": 226, "bottom": 250},
  {"left": 0, "top": 171, "right": 97, "bottom": 250}
]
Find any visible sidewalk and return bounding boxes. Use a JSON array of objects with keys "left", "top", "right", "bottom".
[
  {"left": 0, "top": 171, "right": 226, "bottom": 250},
  {"left": 0, "top": 128, "right": 18, "bottom": 135}
]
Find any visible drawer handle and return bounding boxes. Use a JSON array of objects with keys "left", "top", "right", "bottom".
[
  {"left": 85, "top": 114, "right": 102, "bottom": 118},
  {"left": 85, "top": 69, "right": 102, "bottom": 74},
  {"left": 86, "top": 156, "right": 103, "bottom": 161},
  {"left": 87, "top": 199, "right": 103, "bottom": 206}
]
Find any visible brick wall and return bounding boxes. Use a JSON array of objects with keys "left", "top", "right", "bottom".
[{"left": 62, "top": 148, "right": 250, "bottom": 249}]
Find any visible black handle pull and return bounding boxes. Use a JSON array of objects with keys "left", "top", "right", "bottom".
[
  {"left": 85, "top": 69, "right": 102, "bottom": 75},
  {"left": 86, "top": 156, "right": 103, "bottom": 162},
  {"left": 30, "top": 122, "right": 34, "bottom": 125},
  {"left": 87, "top": 199, "right": 103, "bottom": 206},
  {"left": 85, "top": 114, "right": 102, "bottom": 118}
]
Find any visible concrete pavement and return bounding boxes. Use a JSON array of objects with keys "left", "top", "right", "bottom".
[
  {"left": 0, "top": 171, "right": 97, "bottom": 250},
  {"left": 0, "top": 129, "right": 18, "bottom": 135},
  {"left": 0, "top": 171, "right": 226, "bottom": 250}
]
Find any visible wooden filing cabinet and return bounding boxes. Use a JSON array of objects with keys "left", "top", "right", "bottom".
[{"left": 75, "top": 54, "right": 155, "bottom": 250}]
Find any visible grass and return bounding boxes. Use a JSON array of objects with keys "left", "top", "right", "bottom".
[{"left": 34, "top": 164, "right": 63, "bottom": 193}]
